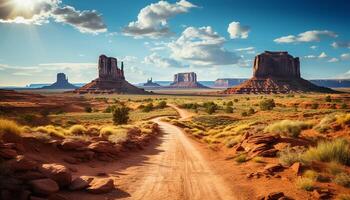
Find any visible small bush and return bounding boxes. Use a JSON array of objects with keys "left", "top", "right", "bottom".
[
  {"left": 303, "top": 170, "right": 318, "bottom": 181},
  {"left": 325, "top": 95, "right": 332, "bottom": 102},
  {"left": 252, "top": 156, "right": 264, "bottom": 163},
  {"left": 205, "top": 104, "right": 217, "bottom": 114},
  {"left": 296, "top": 177, "right": 314, "bottom": 191},
  {"left": 22, "top": 114, "right": 36, "bottom": 124},
  {"left": 341, "top": 103, "right": 348, "bottom": 109},
  {"left": 336, "top": 113, "right": 350, "bottom": 126},
  {"left": 278, "top": 147, "right": 304, "bottom": 166},
  {"left": 0, "top": 119, "right": 22, "bottom": 139},
  {"left": 227, "top": 101, "right": 233, "bottom": 106},
  {"left": 69, "top": 125, "right": 87, "bottom": 135},
  {"left": 233, "top": 99, "right": 239, "bottom": 103},
  {"left": 248, "top": 107, "right": 255, "bottom": 115},
  {"left": 225, "top": 106, "right": 233, "bottom": 113},
  {"left": 85, "top": 107, "right": 92, "bottom": 113},
  {"left": 264, "top": 120, "right": 312, "bottom": 138},
  {"left": 235, "top": 154, "right": 247, "bottom": 163},
  {"left": 327, "top": 162, "right": 344, "bottom": 175},
  {"left": 314, "top": 115, "right": 336, "bottom": 133},
  {"left": 311, "top": 103, "right": 319, "bottom": 109},
  {"left": 157, "top": 101, "right": 167, "bottom": 109},
  {"left": 241, "top": 111, "right": 248, "bottom": 117},
  {"left": 225, "top": 135, "right": 242, "bottom": 148},
  {"left": 303, "top": 138, "right": 350, "bottom": 165},
  {"left": 333, "top": 173, "right": 350, "bottom": 187},
  {"left": 113, "top": 106, "right": 129, "bottom": 125},
  {"left": 259, "top": 99, "right": 275, "bottom": 111},
  {"left": 142, "top": 103, "right": 154, "bottom": 112}
]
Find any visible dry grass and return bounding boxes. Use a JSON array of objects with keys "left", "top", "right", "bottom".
[
  {"left": 265, "top": 120, "right": 312, "bottom": 138},
  {"left": 69, "top": 125, "right": 87, "bottom": 135},
  {"left": 303, "top": 170, "right": 319, "bottom": 181},
  {"left": 295, "top": 177, "right": 314, "bottom": 191},
  {"left": 303, "top": 138, "right": 350, "bottom": 165},
  {"left": 0, "top": 119, "right": 22, "bottom": 139},
  {"left": 333, "top": 172, "right": 350, "bottom": 187}
]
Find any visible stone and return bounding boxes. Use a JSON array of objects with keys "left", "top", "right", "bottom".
[
  {"left": 264, "top": 164, "right": 284, "bottom": 173},
  {"left": 143, "top": 77, "right": 161, "bottom": 87},
  {"left": 74, "top": 55, "right": 147, "bottom": 94},
  {"left": 0, "top": 148, "right": 17, "bottom": 159},
  {"left": 169, "top": 72, "right": 207, "bottom": 88},
  {"left": 59, "top": 139, "right": 89, "bottom": 151},
  {"left": 88, "top": 141, "right": 119, "bottom": 155},
  {"left": 69, "top": 176, "right": 93, "bottom": 191},
  {"left": 224, "top": 51, "right": 335, "bottom": 94},
  {"left": 41, "top": 73, "right": 77, "bottom": 89},
  {"left": 266, "top": 192, "right": 285, "bottom": 200},
  {"left": 48, "top": 194, "right": 69, "bottom": 200},
  {"left": 290, "top": 162, "right": 301, "bottom": 175},
  {"left": 87, "top": 178, "right": 114, "bottom": 194},
  {"left": 38, "top": 164, "right": 72, "bottom": 187},
  {"left": 9, "top": 155, "right": 38, "bottom": 171},
  {"left": 14, "top": 171, "right": 46, "bottom": 181},
  {"left": 29, "top": 178, "right": 59, "bottom": 196}
]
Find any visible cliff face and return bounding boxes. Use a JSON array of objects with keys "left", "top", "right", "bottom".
[
  {"left": 253, "top": 51, "right": 300, "bottom": 78},
  {"left": 41, "top": 73, "right": 77, "bottom": 89},
  {"left": 170, "top": 72, "right": 207, "bottom": 88},
  {"left": 224, "top": 51, "right": 334, "bottom": 94},
  {"left": 74, "top": 55, "right": 146, "bottom": 94}
]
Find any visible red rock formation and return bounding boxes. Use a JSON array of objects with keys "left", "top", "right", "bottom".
[
  {"left": 41, "top": 73, "right": 77, "bottom": 89},
  {"left": 224, "top": 51, "right": 334, "bottom": 94},
  {"left": 74, "top": 55, "right": 146, "bottom": 94},
  {"left": 169, "top": 72, "right": 207, "bottom": 88}
]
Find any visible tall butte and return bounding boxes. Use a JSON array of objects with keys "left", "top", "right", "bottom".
[
  {"left": 224, "top": 51, "right": 334, "bottom": 94},
  {"left": 75, "top": 55, "right": 147, "bottom": 94}
]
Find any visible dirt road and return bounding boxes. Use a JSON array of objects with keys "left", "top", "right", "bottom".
[{"left": 68, "top": 105, "right": 236, "bottom": 200}]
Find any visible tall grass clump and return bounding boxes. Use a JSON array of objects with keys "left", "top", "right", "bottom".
[
  {"left": 296, "top": 177, "right": 314, "bottom": 191},
  {"left": 314, "top": 115, "right": 337, "bottom": 133},
  {"left": 265, "top": 120, "right": 312, "bottom": 137},
  {"left": 113, "top": 106, "right": 129, "bottom": 124},
  {"left": 0, "top": 119, "right": 22, "bottom": 139},
  {"left": 259, "top": 99, "right": 275, "bottom": 111},
  {"left": 303, "top": 138, "right": 350, "bottom": 165},
  {"left": 333, "top": 172, "right": 350, "bottom": 187},
  {"left": 278, "top": 147, "right": 304, "bottom": 166},
  {"left": 69, "top": 125, "right": 87, "bottom": 135}
]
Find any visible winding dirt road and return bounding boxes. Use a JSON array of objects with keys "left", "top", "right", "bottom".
[{"left": 116, "top": 105, "right": 236, "bottom": 200}]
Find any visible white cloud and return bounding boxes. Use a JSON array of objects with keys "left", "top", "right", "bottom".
[
  {"left": 304, "top": 55, "right": 317, "bottom": 59},
  {"left": 336, "top": 70, "right": 350, "bottom": 79},
  {"left": 310, "top": 45, "right": 317, "bottom": 49},
  {"left": 341, "top": 53, "right": 350, "bottom": 60},
  {"left": 332, "top": 41, "right": 350, "bottom": 49},
  {"left": 144, "top": 53, "right": 183, "bottom": 68},
  {"left": 318, "top": 52, "right": 328, "bottom": 58},
  {"left": 0, "top": 0, "right": 106, "bottom": 34},
  {"left": 168, "top": 26, "right": 239, "bottom": 66},
  {"left": 274, "top": 30, "right": 337, "bottom": 43},
  {"left": 52, "top": 6, "right": 107, "bottom": 34},
  {"left": 227, "top": 21, "right": 250, "bottom": 39},
  {"left": 123, "top": 0, "right": 196, "bottom": 38},
  {"left": 235, "top": 47, "right": 255, "bottom": 51},
  {"left": 328, "top": 58, "right": 339, "bottom": 63}
]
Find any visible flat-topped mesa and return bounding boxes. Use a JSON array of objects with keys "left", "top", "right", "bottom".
[
  {"left": 253, "top": 51, "right": 300, "bottom": 79},
  {"left": 98, "top": 55, "right": 125, "bottom": 81},
  {"left": 41, "top": 73, "right": 77, "bottom": 89},
  {"left": 169, "top": 72, "right": 208, "bottom": 88}
]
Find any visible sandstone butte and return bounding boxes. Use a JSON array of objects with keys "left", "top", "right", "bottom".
[
  {"left": 224, "top": 51, "right": 335, "bottom": 94},
  {"left": 168, "top": 72, "right": 208, "bottom": 88},
  {"left": 74, "top": 55, "right": 147, "bottom": 94}
]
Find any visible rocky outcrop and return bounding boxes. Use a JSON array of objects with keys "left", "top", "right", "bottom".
[
  {"left": 224, "top": 51, "right": 335, "bottom": 94},
  {"left": 41, "top": 73, "right": 77, "bottom": 89},
  {"left": 143, "top": 78, "right": 161, "bottom": 87},
  {"left": 74, "top": 55, "right": 147, "bottom": 94},
  {"left": 169, "top": 72, "right": 208, "bottom": 88}
]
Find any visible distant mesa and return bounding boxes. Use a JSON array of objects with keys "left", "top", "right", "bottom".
[
  {"left": 74, "top": 55, "right": 147, "bottom": 94},
  {"left": 169, "top": 72, "right": 208, "bottom": 88},
  {"left": 41, "top": 73, "right": 77, "bottom": 89},
  {"left": 143, "top": 78, "right": 161, "bottom": 87},
  {"left": 224, "top": 51, "right": 335, "bottom": 94}
]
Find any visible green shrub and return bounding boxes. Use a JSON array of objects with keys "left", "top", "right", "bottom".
[
  {"left": 235, "top": 154, "right": 247, "bottom": 163},
  {"left": 303, "top": 138, "right": 350, "bottom": 165},
  {"left": 303, "top": 170, "right": 318, "bottom": 181},
  {"left": 296, "top": 177, "right": 314, "bottom": 191},
  {"left": 0, "top": 119, "right": 22, "bottom": 139},
  {"left": 278, "top": 147, "right": 304, "bottom": 166},
  {"left": 241, "top": 111, "right": 248, "bottom": 117},
  {"left": 227, "top": 101, "right": 233, "bottom": 106},
  {"left": 113, "top": 106, "right": 129, "bottom": 125},
  {"left": 157, "top": 101, "right": 167, "bottom": 109},
  {"left": 142, "top": 103, "right": 154, "bottom": 112},
  {"left": 22, "top": 114, "right": 36, "bottom": 124},
  {"left": 204, "top": 102, "right": 218, "bottom": 114},
  {"left": 325, "top": 95, "right": 332, "bottom": 102},
  {"left": 252, "top": 156, "right": 264, "bottom": 163},
  {"left": 333, "top": 173, "right": 350, "bottom": 187},
  {"left": 341, "top": 103, "right": 348, "bottom": 109},
  {"left": 225, "top": 106, "right": 233, "bottom": 113},
  {"left": 259, "top": 99, "right": 275, "bottom": 111},
  {"left": 69, "top": 125, "right": 87, "bottom": 135},
  {"left": 104, "top": 105, "right": 116, "bottom": 113},
  {"left": 233, "top": 99, "right": 239, "bottom": 103},
  {"left": 84, "top": 107, "right": 92, "bottom": 113},
  {"left": 311, "top": 103, "right": 319, "bottom": 109},
  {"left": 248, "top": 107, "right": 255, "bottom": 115},
  {"left": 264, "top": 120, "right": 312, "bottom": 137}
]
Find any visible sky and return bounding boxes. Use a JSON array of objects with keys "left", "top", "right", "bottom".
[{"left": 0, "top": 0, "right": 349, "bottom": 86}]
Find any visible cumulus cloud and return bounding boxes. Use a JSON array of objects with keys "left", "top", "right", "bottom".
[
  {"left": 227, "top": 21, "right": 250, "bottom": 39},
  {"left": 0, "top": 0, "right": 106, "bottom": 34},
  {"left": 318, "top": 52, "right": 328, "bottom": 58},
  {"left": 341, "top": 53, "right": 350, "bottom": 60},
  {"left": 304, "top": 55, "right": 317, "bottom": 59},
  {"left": 235, "top": 47, "right": 255, "bottom": 51},
  {"left": 332, "top": 41, "right": 350, "bottom": 49},
  {"left": 52, "top": 6, "right": 106, "bottom": 34},
  {"left": 274, "top": 30, "right": 337, "bottom": 43},
  {"left": 304, "top": 52, "right": 328, "bottom": 59},
  {"left": 144, "top": 53, "right": 183, "bottom": 68},
  {"left": 168, "top": 26, "right": 240, "bottom": 66},
  {"left": 310, "top": 45, "right": 317, "bottom": 49},
  {"left": 123, "top": 0, "right": 196, "bottom": 38},
  {"left": 328, "top": 58, "right": 339, "bottom": 63}
]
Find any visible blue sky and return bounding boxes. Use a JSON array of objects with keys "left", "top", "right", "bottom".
[{"left": 0, "top": 0, "right": 349, "bottom": 86}]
